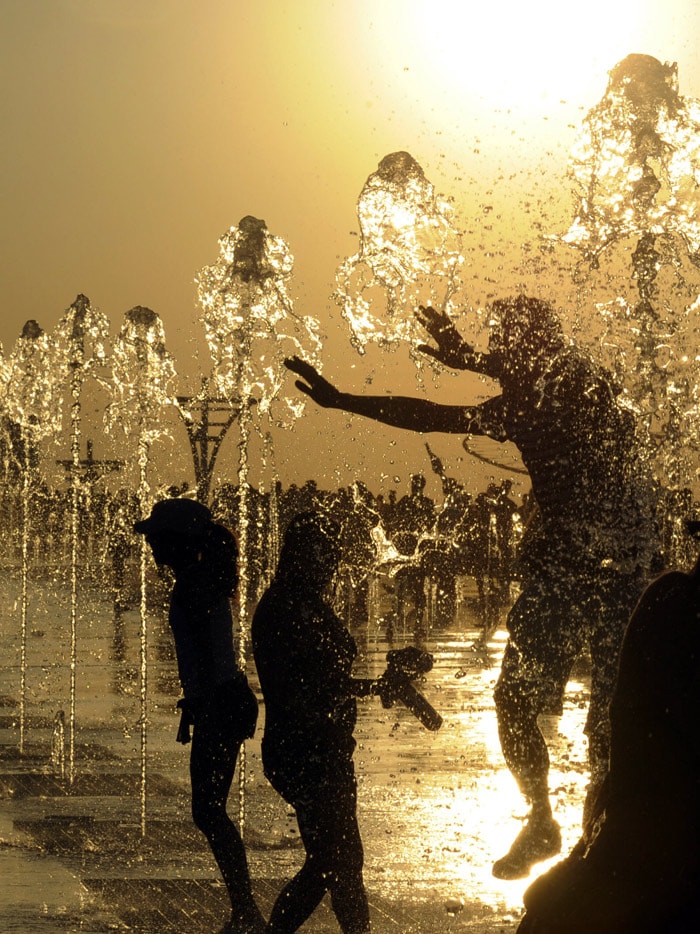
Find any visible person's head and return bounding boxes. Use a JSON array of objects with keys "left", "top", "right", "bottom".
[
  {"left": 443, "top": 477, "right": 459, "bottom": 497},
  {"left": 410, "top": 473, "right": 426, "bottom": 495},
  {"left": 487, "top": 295, "right": 565, "bottom": 377},
  {"left": 134, "top": 498, "right": 214, "bottom": 570},
  {"left": 276, "top": 511, "right": 341, "bottom": 591}
]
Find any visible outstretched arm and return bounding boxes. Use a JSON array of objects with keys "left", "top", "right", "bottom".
[
  {"left": 284, "top": 356, "right": 504, "bottom": 438},
  {"left": 415, "top": 305, "right": 500, "bottom": 379}
]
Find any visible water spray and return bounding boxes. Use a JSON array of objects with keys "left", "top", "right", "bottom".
[
  {"left": 196, "top": 215, "right": 321, "bottom": 832},
  {"left": 105, "top": 306, "right": 178, "bottom": 835}
]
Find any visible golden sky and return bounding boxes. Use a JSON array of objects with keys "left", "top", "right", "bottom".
[{"left": 2, "top": 0, "right": 700, "bottom": 495}]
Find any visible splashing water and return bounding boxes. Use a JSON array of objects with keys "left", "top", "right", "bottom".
[
  {"left": 563, "top": 55, "right": 700, "bottom": 266},
  {"left": 334, "top": 151, "right": 466, "bottom": 358},
  {"left": 105, "top": 306, "right": 178, "bottom": 835},
  {"left": 52, "top": 295, "right": 111, "bottom": 783},
  {"left": 196, "top": 216, "right": 321, "bottom": 831},
  {"left": 105, "top": 306, "right": 178, "bottom": 447},
  {"left": 3, "top": 321, "right": 66, "bottom": 754},
  {"left": 196, "top": 215, "right": 322, "bottom": 429},
  {"left": 561, "top": 55, "right": 700, "bottom": 492}
]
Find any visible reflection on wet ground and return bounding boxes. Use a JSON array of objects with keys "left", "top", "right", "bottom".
[{"left": 0, "top": 568, "right": 589, "bottom": 932}]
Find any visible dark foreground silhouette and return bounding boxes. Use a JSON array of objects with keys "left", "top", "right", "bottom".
[{"left": 518, "top": 519, "right": 700, "bottom": 933}]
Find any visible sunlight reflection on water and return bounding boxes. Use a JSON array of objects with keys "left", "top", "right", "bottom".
[{"left": 0, "top": 568, "right": 590, "bottom": 926}]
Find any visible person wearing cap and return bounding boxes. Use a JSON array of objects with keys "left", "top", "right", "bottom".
[
  {"left": 134, "top": 497, "right": 265, "bottom": 934},
  {"left": 285, "top": 295, "right": 662, "bottom": 880},
  {"left": 252, "top": 511, "right": 374, "bottom": 934},
  {"left": 517, "top": 518, "right": 700, "bottom": 932}
]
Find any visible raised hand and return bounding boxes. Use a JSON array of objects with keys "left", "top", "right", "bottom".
[
  {"left": 284, "top": 356, "right": 342, "bottom": 408},
  {"left": 415, "top": 305, "right": 470, "bottom": 370}
]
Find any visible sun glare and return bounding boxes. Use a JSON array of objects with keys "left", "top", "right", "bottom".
[{"left": 386, "top": 0, "right": 661, "bottom": 114}]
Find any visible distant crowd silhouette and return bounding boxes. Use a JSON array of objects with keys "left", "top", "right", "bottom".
[{"left": 0, "top": 467, "right": 526, "bottom": 634}]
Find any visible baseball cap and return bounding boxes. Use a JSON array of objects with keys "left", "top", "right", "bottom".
[{"left": 134, "top": 498, "right": 213, "bottom": 538}]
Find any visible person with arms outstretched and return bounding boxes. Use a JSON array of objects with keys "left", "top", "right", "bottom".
[{"left": 285, "top": 295, "right": 661, "bottom": 879}]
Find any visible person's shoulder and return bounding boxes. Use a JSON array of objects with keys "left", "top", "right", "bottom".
[
  {"left": 204, "top": 523, "right": 237, "bottom": 559},
  {"left": 209, "top": 522, "right": 235, "bottom": 546},
  {"left": 635, "top": 568, "right": 695, "bottom": 610},
  {"left": 546, "top": 345, "right": 594, "bottom": 383},
  {"left": 252, "top": 581, "right": 293, "bottom": 622},
  {"left": 548, "top": 346, "right": 620, "bottom": 403},
  {"left": 251, "top": 587, "right": 277, "bottom": 640}
]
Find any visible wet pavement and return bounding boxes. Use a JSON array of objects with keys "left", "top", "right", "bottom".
[{"left": 0, "top": 566, "right": 590, "bottom": 932}]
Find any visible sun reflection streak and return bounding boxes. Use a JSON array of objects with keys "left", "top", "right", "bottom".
[{"left": 356, "top": 619, "right": 590, "bottom": 921}]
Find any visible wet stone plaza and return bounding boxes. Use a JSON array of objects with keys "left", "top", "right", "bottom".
[{"left": 0, "top": 564, "right": 590, "bottom": 933}]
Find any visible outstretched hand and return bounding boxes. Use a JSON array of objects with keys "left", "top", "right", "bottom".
[
  {"left": 284, "top": 356, "right": 342, "bottom": 408},
  {"left": 415, "top": 305, "right": 469, "bottom": 370}
]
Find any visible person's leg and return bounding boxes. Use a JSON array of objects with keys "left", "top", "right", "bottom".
[
  {"left": 492, "top": 578, "right": 579, "bottom": 879},
  {"left": 324, "top": 768, "right": 370, "bottom": 933},
  {"left": 267, "top": 765, "right": 370, "bottom": 934},
  {"left": 266, "top": 844, "right": 329, "bottom": 932},
  {"left": 494, "top": 647, "right": 553, "bottom": 821},
  {"left": 190, "top": 710, "right": 264, "bottom": 931}
]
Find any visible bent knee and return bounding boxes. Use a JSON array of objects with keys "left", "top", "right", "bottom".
[
  {"left": 191, "top": 799, "right": 226, "bottom": 835},
  {"left": 494, "top": 675, "right": 520, "bottom": 714}
]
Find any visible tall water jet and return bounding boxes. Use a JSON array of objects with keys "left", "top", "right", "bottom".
[
  {"left": 562, "top": 54, "right": 700, "bottom": 496},
  {"left": 335, "top": 151, "right": 466, "bottom": 359},
  {"left": 105, "top": 306, "right": 178, "bottom": 834},
  {"left": 2, "top": 321, "right": 64, "bottom": 753},
  {"left": 0, "top": 339, "right": 9, "bottom": 483},
  {"left": 52, "top": 294, "right": 110, "bottom": 782},
  {"left": 196, "top": 215, "right": 321, "bottom": 829}
]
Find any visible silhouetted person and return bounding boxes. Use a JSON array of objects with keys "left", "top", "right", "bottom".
[
  {"left": 252, "top": 512, "right": 373, "bottom": 933},
  {"left": 518, "top": 519, "right": 700, "bottom": 933},
  {"left": 394, "top": 473, "right": 435, "bottom": 536},
  {"left": 134, "top": 498, "right": 264, "bottom": 934},
  {"left": 417, "top": 464, "right": 475, "bottom": 626},
  {"left": 390, "top": 474, "right": 435, "bottom": 628},
  {"left": 336, "top": 482, "right": 380, "bottom": 626},
  {"left": 473, "top": 479, "right": 518, "bottom": 633},
  {"left": 285, "top": 295, "right": 661, "bottom": 879},
  {"left": 493, "top": 478, "right": 519, "bottom": 577}
]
